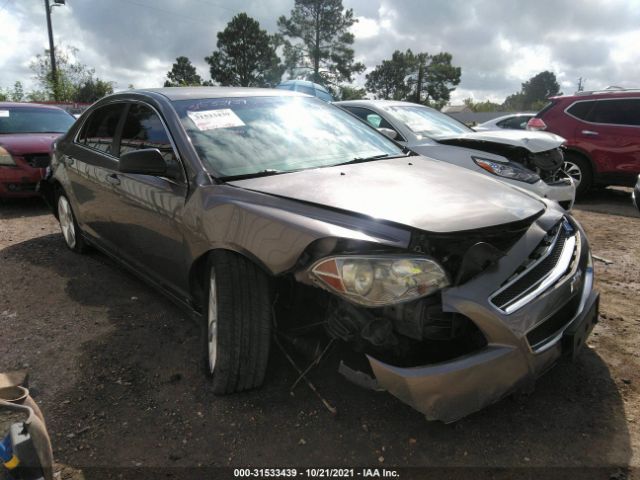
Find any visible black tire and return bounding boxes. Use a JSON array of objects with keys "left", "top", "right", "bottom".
[
  {"left": 564, "top": 152, "right": 593, "bottom": 198},
  {"left": 205, "top": 250, "right": 272, "bottom": 394},
  {"left": 56, "top": 191, "right": 88, "bottom": 253}
]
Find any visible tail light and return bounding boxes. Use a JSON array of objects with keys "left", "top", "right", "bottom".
[{"left": 527, "top": 117, "right": 547, "bottom": 131}]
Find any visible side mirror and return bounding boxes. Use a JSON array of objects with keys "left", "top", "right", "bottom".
[
  {"left": 378, "top": 127, "right": 398, "bottom": 140},
  {"left": 119, "top": 149, "right": 167, "bottom": 176}
]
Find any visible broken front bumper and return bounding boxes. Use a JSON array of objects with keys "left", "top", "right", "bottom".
[
  {"left": 367, "top": 212, "right": 597, "bottom": 422},
  {"left": 528, "top": 177, "right": 576, "bottom": 211}
]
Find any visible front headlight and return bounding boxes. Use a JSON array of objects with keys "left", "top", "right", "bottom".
[
  {"left": 473, "top": 156, "right": 540, "bottom": 184},
  {"left": 0, "top": 146, "right": 16, "bottom": 166},
  {"left": 310, "top": 255, "right": 449, "bottom": 307}
]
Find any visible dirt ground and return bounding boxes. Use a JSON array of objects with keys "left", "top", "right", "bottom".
[{"left": 1, "top": 189, "right": 638, "bottom": 479}]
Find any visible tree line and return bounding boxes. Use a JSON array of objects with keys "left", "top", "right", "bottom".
[
  {"left": 0, "top": 0, "right": 563, "bottom": 111},
  {"left": 463, "top": 71, "right": 562, "bottom": 112}
]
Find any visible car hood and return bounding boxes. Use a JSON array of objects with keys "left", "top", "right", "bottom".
[
  {"left": 0, "top": 133, "right": 61, "bottom": 155},
  {"left": 228, "top": 156, "right": 545, "bottom": 233},
  {"left": 438, "top": 129, "right": 565, "bottom": 153}
]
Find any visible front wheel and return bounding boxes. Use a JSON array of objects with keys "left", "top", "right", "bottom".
[
  {"left": 57, "top": 193, "right": 87, "bottom": 253},
  {"left": 205, "top": 250, "right": 272, "bottom": 394}
]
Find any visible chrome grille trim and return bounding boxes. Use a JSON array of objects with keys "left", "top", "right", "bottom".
[{"left": 490, "top": 219, "right": 578, "bottom": 314}]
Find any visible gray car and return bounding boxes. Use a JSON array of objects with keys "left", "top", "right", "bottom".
[
  {"left": 41, "top": 88, "right": 599, "bottom": 422},
  {"left": 337, "top": 100, "right": 576, "bottom": 210},
  {"left": 474, "top": 113, "right": 536, "bottom": 131}
]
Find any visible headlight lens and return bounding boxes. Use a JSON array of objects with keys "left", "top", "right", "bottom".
[
  {"left": 473, "top": 156, "right": 540, "bottom": 184},
  {"left": 311, "top": 256, "right": 449, "bottom": 307},
  {"left": 0, "top": 146, "right": 16, "bottom": 166}
]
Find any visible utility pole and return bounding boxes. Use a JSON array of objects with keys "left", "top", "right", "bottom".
[{"left": 43, "top": 0, "right": 65, "bottom": 101}]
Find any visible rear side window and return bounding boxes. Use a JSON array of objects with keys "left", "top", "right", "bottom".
[
  {"left": 119, "top": 104, "right": 179, "bottom": 171},
  {"left": 344, "top": 107, "right": 396, "bottom": 130},
  {"left": 295, "top": 85, "right": 316, "bottom": 96},
  {"left": 566, "top": 101, "right": 596, "bottom": 121},
  {"left": 497, "top": 116, "right": 530, "bottom": 129},
  {"left": 589, "top": 99, "right": 640, "bottom": 126},
  {"left": 77, "top": 103, "right": 125, "bottom": 154}
]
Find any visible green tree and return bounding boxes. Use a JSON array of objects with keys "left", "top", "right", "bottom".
[
  {"left": 463, "top": 97, "right": 502, "bottom": 112},
  {"left": 502, "top": 71, "right": 561, "bottom": 111},
  {"left": 30, "top": 45, "right": 115, "bottom": 102},
  {"left": 365, "top": 50, "right": 461, "bottom": 108},
  {"left": 502, "top": 92, "right": 525, "bottom": 111},
  {"left": 521, "top": 71, "right": 560, "bottom": 108},
  {"left": 164, "top": 56, "right": 203, "bottom": 87},
  {"left": 278, "top": 0, "right": 364, "bottom": 86},
  {"left": 364, "top": 50, "right": 415, "bottom": 100},
  {"left": 75, "top": 78, "right": 115, "bottom": 102},
  {"left": 0, "top": 88, "right": 7, "bottom": 101},
  {"left": 206, "top": 13, "right": 283, "bottom": 87},
  {"left": 407, "top": 52, "right": 461, "bottom": 109},
  {"left": 10, "top": 81, "right": 24, "bottom": 102},
  {"left": 338, "top": 84, "right": 366, "bottom": 100},
  {"left": 30, "top": 46, "right": 92, "bottom": 101},
  {"left": 26, "top": 90, "right": 49, "bottom": 102}
]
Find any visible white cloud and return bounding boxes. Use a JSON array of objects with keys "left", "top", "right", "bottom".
[
  {"left": 1, "top": 0, "right": 640, "bottom": 103},
  {"left": 351, "top": 16, "right": 380, "bottom": 39}
]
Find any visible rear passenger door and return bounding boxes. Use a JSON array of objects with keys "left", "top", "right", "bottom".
[
  {"left": 581, "top": 98, "right": 640, "bottom": 179},
  {"left": 107, "top": 102, "right": 191, "bottom": 297}
]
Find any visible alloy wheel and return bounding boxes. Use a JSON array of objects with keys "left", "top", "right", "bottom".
[
  {"left": 207, "top": 270, "right": 218, "bottom": 373},
  {"left": 57, "top": 196, "right": 76, "bottom": 249},
  {"left": 563, "top": 160, "right": 582, "bottom": 187}
]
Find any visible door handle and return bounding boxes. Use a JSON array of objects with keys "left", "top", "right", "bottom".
[
  {"left": 106, "top": 174, "right": 121, "bottom": 186},
  {"left": 61, "top": 155, "right": 74, "bottom": 166},
  {"left": 581, "top": 130, "right": 599, "bottom": 136}
]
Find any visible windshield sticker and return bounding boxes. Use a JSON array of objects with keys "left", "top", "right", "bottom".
[
  {"left": 0, "top": 110, "right": 9, "bottom": 118},
  {"left": 187, "top": 109, "right": 245, "bottom": 131}
]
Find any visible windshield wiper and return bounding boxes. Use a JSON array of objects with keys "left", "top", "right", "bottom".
[
  {"left": 219, "top": 169, "right": 288, "bottom": 182},
  {"left": 330, "top": 151, "right": 412, "bottom": 167}
]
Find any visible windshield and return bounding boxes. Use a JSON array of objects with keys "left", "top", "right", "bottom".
[
  {"left": 0, "top": 107, "right": 76, "bottom": 134},
  {"left": 172, "top": 96, "right": 403, "bottom": 177},
  {"left": 381, "top": 104, "right": 472, "bottom": 139}
]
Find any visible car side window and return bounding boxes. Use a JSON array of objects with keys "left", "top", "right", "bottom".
[
  {"left": 567, "top": 101, "right": 596, "bottom": 121},
  {"left": 345, "top": 107, "right": 398, "bottom": 132},
  {"left": 498, "top": 116, "right": 529, "bottom": 129},
  {"left": 77, "top": 103, "right": 125, "bottom": 155},
  {"left": 589, "top": 99, "right": 640, "bottom": 126},
  {"left": 295, "top": 85, "right": 316, "bottom": 96},
  {"left": 119, "top": 104, "right": 181, "bottom": 177}
]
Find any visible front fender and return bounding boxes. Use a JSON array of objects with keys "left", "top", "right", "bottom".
[{"left": 184, "top": 185, "right": 412, "bottom": 276}]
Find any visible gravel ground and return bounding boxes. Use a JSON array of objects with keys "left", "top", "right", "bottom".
[{"left": 0, "top": 190, "right": 638, "bottom": 480}]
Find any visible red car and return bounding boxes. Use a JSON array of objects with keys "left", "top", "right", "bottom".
[
  {"left": 527, "top": 88, "right": 640, "bottom": 196},
  {"left": 0, "top": 102, "right": 76, "bottom": 198}
]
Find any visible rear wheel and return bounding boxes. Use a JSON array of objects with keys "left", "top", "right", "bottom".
[
  {"left": 564, "top": 152, "right": 593, "bottom": 198},
  {"left": 205, "top": 250, "right": 272, "bottom": 394},
  {"left": 57, "top": 193, "right": 87, "bottom": 253}
]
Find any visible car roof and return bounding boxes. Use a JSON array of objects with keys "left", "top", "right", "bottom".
[
  {"left": 550, "top": 89, "right": 640, "bottom": 102},
  {"left": 132, "top": 86, "right": 305, "bottom": 101},
  {"left": 483, "top": 112, "right": 535, "bottom": 122},
  {"left": 0, "top": 101, "right": 68, "bottom": 111},
  {"left": 278, "top": 80, "right": 330, "bottom": 93},
  {"left": 336, "top": 99, "right": 426, "bottom": 108}
]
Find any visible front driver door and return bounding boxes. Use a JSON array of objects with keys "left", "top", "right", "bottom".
[{"left": 107, "top": 102, "right": 191, "bottom": 298}]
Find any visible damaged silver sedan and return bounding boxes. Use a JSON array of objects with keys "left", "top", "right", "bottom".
[{"left": 41, "top": 87, "right": 599, "bottom": 422}]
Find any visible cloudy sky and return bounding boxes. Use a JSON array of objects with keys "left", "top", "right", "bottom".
[{"left": 1, "top": 0, "right": 639, "bottom": 104}]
